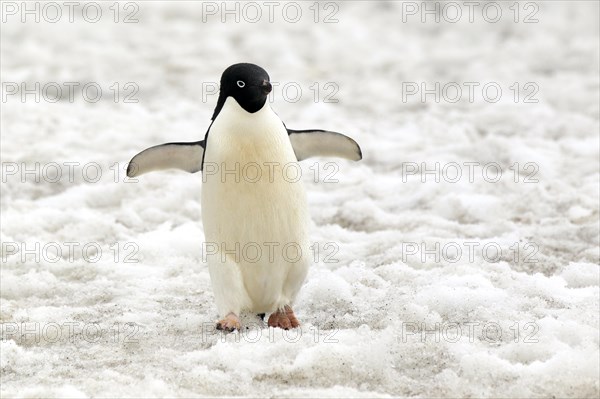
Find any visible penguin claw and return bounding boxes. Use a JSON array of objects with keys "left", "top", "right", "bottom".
[
  {"left": 268, "top": 306, "right": 300, "bottom": 329},
  {"left": 216, "top": 313, "right": 241, "bottom": 332}
]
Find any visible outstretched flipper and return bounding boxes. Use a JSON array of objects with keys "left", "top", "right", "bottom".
[
  {"left": 126, "top": 141, "right": 205, "bottom": 178},
  {"left": 287, "top": 129, "right": 362, "bottom": 162}
]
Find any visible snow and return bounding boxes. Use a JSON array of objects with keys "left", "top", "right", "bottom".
[{"left": 1, "top": 1, "right": 599, "bottom": 397}]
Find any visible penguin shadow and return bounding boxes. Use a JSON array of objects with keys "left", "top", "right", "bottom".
[{"left": 241, "top": 312, "right": 269, "bottom": 330}]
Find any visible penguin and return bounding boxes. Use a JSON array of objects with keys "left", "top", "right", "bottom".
[{"left": 127, "top": 63, "right": 361, "bottom": 331}]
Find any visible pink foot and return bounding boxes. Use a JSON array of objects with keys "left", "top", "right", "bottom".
[
  {"left": 216, "top": 312, "right": 241, "bottom": 332},
  {"left": 268, "top": 306, "right": 300, "bottom": 330}
]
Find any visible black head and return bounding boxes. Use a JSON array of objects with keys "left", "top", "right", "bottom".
[{"left": 211, "top": 63, "right": 272, "bottom": 120}]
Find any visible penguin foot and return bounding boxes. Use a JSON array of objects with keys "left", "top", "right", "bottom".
[
  {"left": 216, "top": 312, "right": 241, "bottom": 332},
  {"left": 268, "top": 306, "right": 300, "bottom": 330}
]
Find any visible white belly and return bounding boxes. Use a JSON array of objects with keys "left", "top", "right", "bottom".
[{"left": 201, "top": 98, "right": 310, "bottom": 314}]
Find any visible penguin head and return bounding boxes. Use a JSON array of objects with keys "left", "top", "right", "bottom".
[{"left": 212, "top": 63, "right": 272, "bottom": 119}]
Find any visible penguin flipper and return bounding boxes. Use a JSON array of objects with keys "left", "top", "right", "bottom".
[
  {"left": 126, "top": 141, "right": 205, "bottom": 178},
  {"left": 287, "top": 129, "right": 362, "bottom": 162}
]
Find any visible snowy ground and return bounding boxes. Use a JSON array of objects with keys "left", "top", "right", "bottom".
[{"left": 1, "top": 1, "right": 599, "bottom": 397}]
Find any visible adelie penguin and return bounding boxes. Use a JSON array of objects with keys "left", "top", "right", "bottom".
[{"left": 127, "top": 63, "right": 362, "bottom": 331}]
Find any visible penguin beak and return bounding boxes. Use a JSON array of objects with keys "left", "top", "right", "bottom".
[{"left": 260, "top": 80, "right": 272, "bottom": 95}]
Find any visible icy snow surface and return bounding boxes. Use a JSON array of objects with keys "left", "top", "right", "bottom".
[{"left": 1, "top": 1, "right": 599, "bottom": 397}]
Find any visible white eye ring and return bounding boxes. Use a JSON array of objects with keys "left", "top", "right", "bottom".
[{"left": 237, "top": 80, "right": 245, "bottom": 88}]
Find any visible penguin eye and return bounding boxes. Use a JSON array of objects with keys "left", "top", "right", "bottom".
[{"left": 236, "top": 80, "right": 245, "bottom": 88}]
